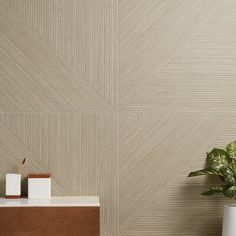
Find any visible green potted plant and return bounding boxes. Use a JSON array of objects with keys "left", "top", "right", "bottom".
[
  {"left": 188, "top": 140, "right": 236, "bottom": 236},
  {"left": 188, "top": 141, "right": 236, "bottom": 197}
]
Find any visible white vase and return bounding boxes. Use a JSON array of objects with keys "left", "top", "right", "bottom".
[
  {"left": 28, "top": 175, "right": 51, "bottom": 199},
  {"left": 5, "top": 173, "right": 21, "bottom": 198},
  {"left": 222, "top": 205, "right": 236, "bottom": 236}
]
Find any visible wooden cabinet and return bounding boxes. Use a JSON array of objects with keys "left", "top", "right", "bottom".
[{"left": 0, "top": 197, "right": 100, "bottom": 236}]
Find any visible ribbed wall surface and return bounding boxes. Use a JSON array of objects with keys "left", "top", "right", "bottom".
[{"left": 0, "top": 0, "right": 236, "bottom": 235}]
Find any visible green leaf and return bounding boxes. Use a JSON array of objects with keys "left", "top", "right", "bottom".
[
  {"left": 188, "top": 168, "right": 221, "bottom": 177},
  {"left": 223, "top": 185, "right": 236, "bottom": 198},
  {"left": 206, "top": 148, "right": 231, "bottom": 171},
  {"left": 201, "top": 186, "right": 224, "bottom": 196},
  {"left": 226, "top": 140, "right": 236, "bottom": 158},
  {"left": 231, "top": 160, "right": 236, "bottom": 177},
  {"left": 187, "top": 142, "right": 236, "bottom": 199},
  {"left": 220, "top": 168, "right": 236, "bottom": 185}
]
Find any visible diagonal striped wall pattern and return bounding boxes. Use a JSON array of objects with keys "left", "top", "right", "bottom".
[
  {"left": 120, "top": 0, "right": 236, "bottom": 113},
  {"left": 1, "top": 0, "right": 236, "bottom": 235},
  {"left": 0, "top": 0, "right": 118, "bottom": 235},
  {"left": 0, "top": 113, "right": 118, "bottom": 235},
  {"left": 6, "top": 0, "right": 118, "bottom": 108}
]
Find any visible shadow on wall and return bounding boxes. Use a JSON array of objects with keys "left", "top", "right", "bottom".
[
  {"left": 0, "top": 178, "right": 4, "bottom": 196},
  {"left": 176, "top": 175, "right": 232, "bottom": 236}
]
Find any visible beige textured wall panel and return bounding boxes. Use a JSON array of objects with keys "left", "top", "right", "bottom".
[
  {"left": 0, "top": 0, "right": 235, "bottom": 235},
  {"left": 121, "top": 0, "right": 236, "bottom": 112},
  {"left": 119, "top": 0, "right": 225, "bottom": 108},
  {"left": 122, "top": 177, "right": 231, "bottom": 236},
  {"left": 7, "top": 0, "right": 118, "bottom": 106},
  {"left": 0, "top": 113, "right": 118, "bottom": 235},
  {"left": 119, "top": 113, "right": 234, "bottom": 235},
  {"left": 0, "top": 0, "right": 118, "bottom": 235},
  {"left": 0, "top": 1, "right": 116, "bottom": 112},
  {"left": 122, "top": 119, "right": 236, "bottom": 236}
]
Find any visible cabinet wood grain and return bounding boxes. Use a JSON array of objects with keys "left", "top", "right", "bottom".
[{"left": 0, "top": 207, "right": 100, "bottom": 236}]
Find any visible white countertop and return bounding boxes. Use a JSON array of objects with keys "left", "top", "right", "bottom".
[{"left": 0, "top": 196, "right": 100, "bottom": 207}]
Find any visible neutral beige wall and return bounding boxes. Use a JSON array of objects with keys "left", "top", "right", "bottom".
[{"left": 0, "top": 0, "right": 236, "bottom": 235}]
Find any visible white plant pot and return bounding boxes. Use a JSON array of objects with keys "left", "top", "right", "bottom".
[
  {"left": 28, "top": 176, "right": 51, "bottom": 199},
  {"left": 5, "top": 174, "right": 21, "bottom": 198},
  {"left": 222, "top": 205, "right": 236, "bottom": 236}
]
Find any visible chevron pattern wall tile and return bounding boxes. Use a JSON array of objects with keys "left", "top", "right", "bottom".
[
  {"left": 7, "top": 0, "right": 118, "bottom": 107},
  {"left": 121, "top": 118, "right": 236, "bottom": 236},
  {"left": 1, "top": 0, "right": 236, "bottom": 235},
  {"left": 119, "top": 113, "right": 236, "bottom": 235},
  {"left": 0, "top": 113, "right": 118, "bottom": 235},
  {"left": 0, "top": 0, "right": 117, "bottom": 112},
  {"left": 119, "top": 0, "right": 225, "bottom": 110},
  {"left": 0, "top": 0, "right": 118, "bottom": 235}
]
